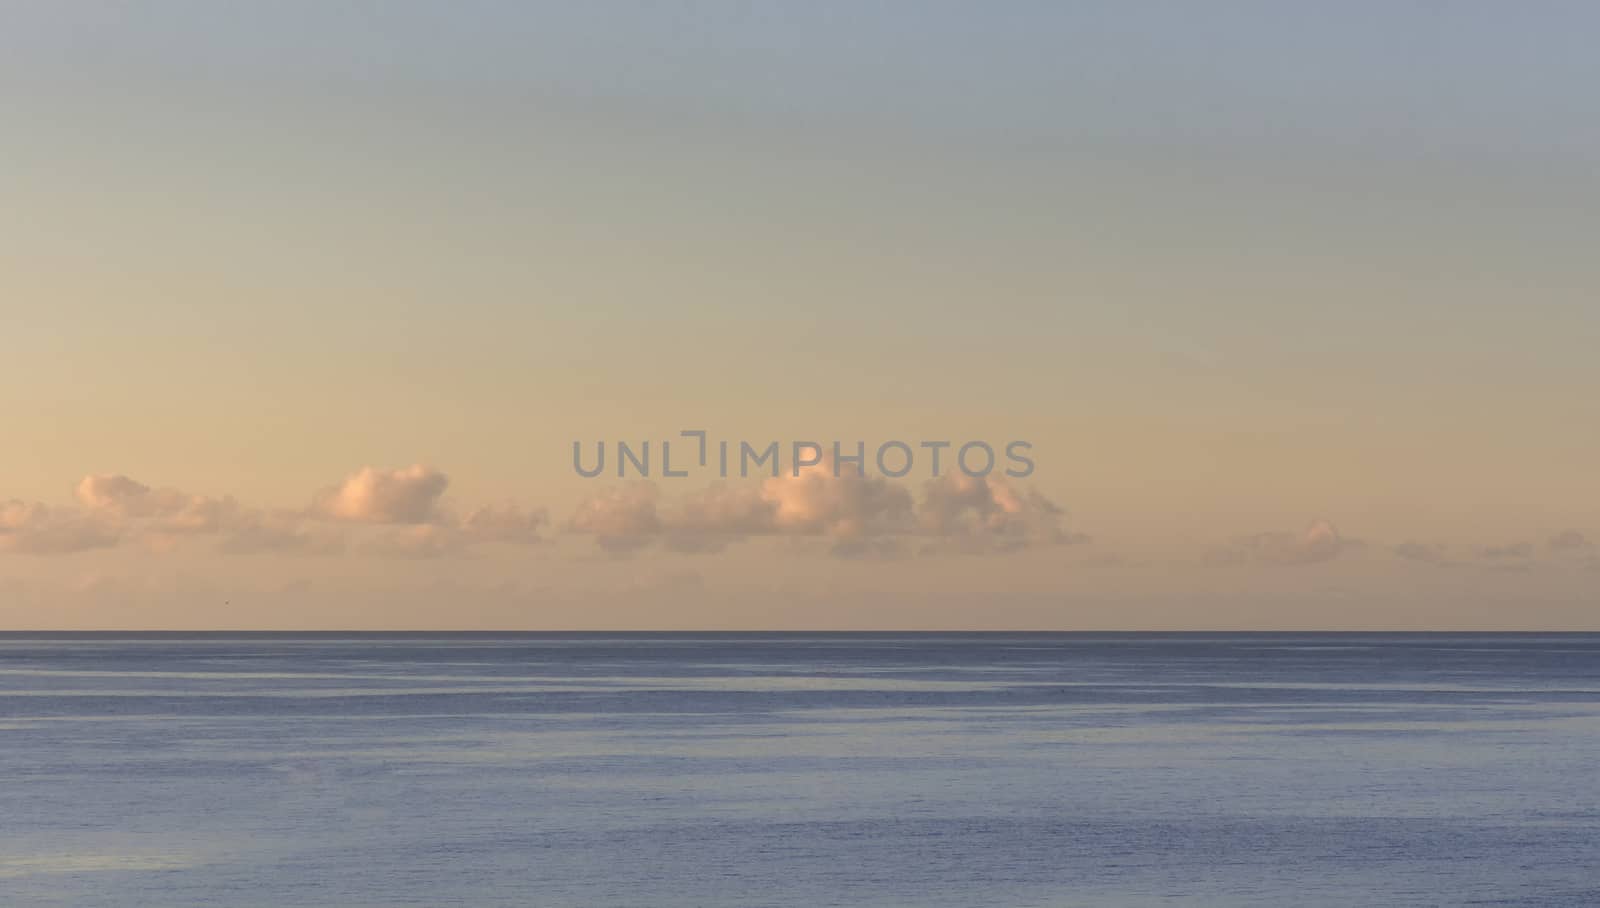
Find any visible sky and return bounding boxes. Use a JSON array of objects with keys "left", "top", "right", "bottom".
[{"left": 3, "top": 2, "right": 1598, "bottom": 629}]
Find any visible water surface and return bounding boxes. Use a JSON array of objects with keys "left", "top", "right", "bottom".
[{"left": 2, "top": 633, "right": 1597, "bottom": 906}]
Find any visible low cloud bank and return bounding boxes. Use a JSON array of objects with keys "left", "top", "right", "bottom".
[
  {"left": 566, "top": 456, "right": 1081, "bottom": 558},
  {"left": 4, "top": 466, "right": 545, "bottom": 559}
]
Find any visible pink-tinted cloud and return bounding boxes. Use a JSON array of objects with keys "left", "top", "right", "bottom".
[
  {"left": 75, "top": 474, "right": 161, "bottom": 514},
  {"left": 312, "top": 465, "right": 449, "bottom": 524},
  {"left": 0, "top": 499, "right": 120, "bottom": 554},
  {"left": 564, "top": 461, "right": 1078, "bottom": 557},
  {"left": 76, "top": 473, "right": 248, "bottom": 537},
  {"left": 566, "top": 482, "right": 661, "bottom": 554},
  {"left": 917, "top": 474, "right": 1082, "bottom": 554},
  {"left": 566, "top": 460, "right": 918, "bottom": 556},
  {"left": 760, "top": 459, "right": 915, "bottom": 537},
  {"left": 9, "top": 466, "right": 547, "bottom": 559}
]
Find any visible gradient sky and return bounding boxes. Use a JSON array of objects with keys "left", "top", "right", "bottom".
[{"left": 4, "top": 2, "right": 1598, "bottom": 628}]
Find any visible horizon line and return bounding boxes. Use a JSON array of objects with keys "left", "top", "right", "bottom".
[{"left": 4, "top": 628, "right": 1599, "bottom": 635}]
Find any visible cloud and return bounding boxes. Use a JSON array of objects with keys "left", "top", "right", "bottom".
[
  {"left": 566, "top": 460, "right": 917, "bottom": 556},
  {"left": 217, "top": 510, "right": 345, "bottom": 556},
  {"left": 565, "top": 463, "right": 1078, "bottom": 558},
  {"left": 566, "top": 482, "right": 661, "bottom": 554},
  {"left": 155, "top": 496, "right": 249, "bottom": 534},
  {"left": 1213, "top": 519, "right": 1347, "bottom": 566},
  {"left": 305, "top": 467, "right": 545, "bottom": 556},
  {"left": 76, "top": 473, "right": 312, "bottom": 553},
  {"left": 758, "top": 459, "right": 915, "bottom": 538},
  {"left": 77, "top": 473, "right": 252, "bottom": 540},
  {"left": 667, "top": 462, "right": 916, "bottom": 552},
  {"left": 357, "top": 525, "right": 465, "bottom": 560},
  {"left": 312, "top": 465, "right": 449, "bottom": 524},
  {"left": 75, "top": 474, "right": 159, "bottom": 514},
  {"left": 22, "top": 463, "right": 1085, "bottom": 562},
  {"left": 352, "top": 507, "right": 548, "bottom": 559},
  {"left": 0, "top": 500, "right": 120, "bottom": 555},
  {"left": 917, "top": 474, "right": 1083, "bottom": 554},
  {"left": 671, "top": 482, "right": 774, "bottom": 535},
  {"left": 9, "top": 465, "right": 548, "bottom": 559},
  {"left": 460, "top": 504, "right": 549, "bottom": 545}
]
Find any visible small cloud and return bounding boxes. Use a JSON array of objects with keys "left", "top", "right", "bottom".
[
  {"left": 75, "top": 474, "right": 157, "bottom": 514},
  {"left": 312, "top": 465, "right": 449, "bottom": 524}
]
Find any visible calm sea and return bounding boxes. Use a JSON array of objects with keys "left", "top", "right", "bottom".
[{"left": 2, "top": 633, "right": 1598, "bottom": 906}]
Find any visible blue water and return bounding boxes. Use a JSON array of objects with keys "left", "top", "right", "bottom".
[{"left": 2, "top": 633, "right": 1598, "bottom": 906}]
